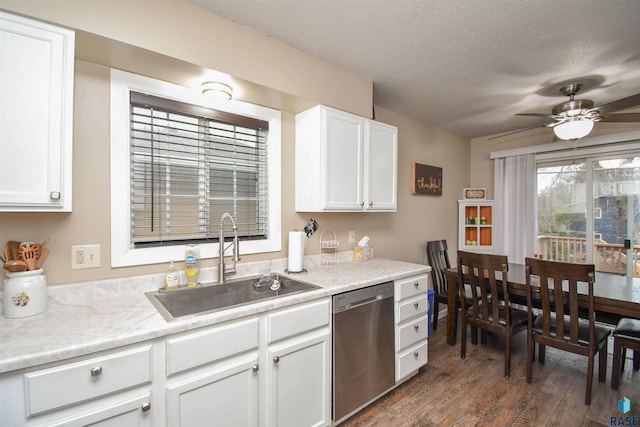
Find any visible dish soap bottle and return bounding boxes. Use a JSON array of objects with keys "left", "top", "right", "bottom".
[
  {"left": 184, "top": 245, "right": 200, "bottom": 287},
  {"left": 164, "top": 260, "right": 180, "bottom": 290}
]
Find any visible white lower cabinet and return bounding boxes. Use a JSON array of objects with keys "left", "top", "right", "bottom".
[
  {"left": 394, "top": 274, "right": 429, "bottom": 382},
  {"left": 164, "top": 316, "right": 261, "bottom": 426},
  {"left": 166, "top": 355, "right": 259, "bottom": 426},
  {"left": 0, "top": 344, "right": 154, "bottom": 426},
  {"left": 164, "top": 298, "right": 331, "bottom": 427},
  {"left": 265, "top": 298, "right": 331, "bottom": 427},
  {"left": 0, "top": 298, "right": 331, "bottom": 427}
]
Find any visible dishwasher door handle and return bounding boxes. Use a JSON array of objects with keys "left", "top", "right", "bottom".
[{"left": 345, "top": 294, "right": 389, "bottom": 310}]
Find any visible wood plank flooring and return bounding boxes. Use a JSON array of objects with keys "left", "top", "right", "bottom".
[{"left": 340, "top": 318, "right": 640, "bottom": 426}]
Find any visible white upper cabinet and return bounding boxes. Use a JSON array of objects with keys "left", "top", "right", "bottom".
[
  {"left": 365, "top": 120, "right": 398, "bottom": 211},
  {"left": 295, "top": 105, "right": 397, "bottom": 212},
  {"left": 0, "top": 12, "right": 74, "bottom": 212}
]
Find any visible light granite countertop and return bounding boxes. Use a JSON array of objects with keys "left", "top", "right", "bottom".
[{"left": 0, "top": 253, "right": 430, "bottom": 374}]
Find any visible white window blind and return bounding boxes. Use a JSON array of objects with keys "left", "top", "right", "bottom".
[{"left": 130, "top": 91, "right": 269, "bottom": 247}]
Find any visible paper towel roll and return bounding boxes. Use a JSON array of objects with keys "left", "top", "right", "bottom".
[{"left": 288, "top": 231, "right": 305, "bottom": 272}]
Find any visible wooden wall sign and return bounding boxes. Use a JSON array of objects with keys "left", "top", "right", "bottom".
[{"left": 411, "top": 163, "right": 442, "bottom": 196}]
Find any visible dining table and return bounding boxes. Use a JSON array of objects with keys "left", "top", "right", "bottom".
[{"left": 444, "top": 263, "right": 640, "bottom": 346}]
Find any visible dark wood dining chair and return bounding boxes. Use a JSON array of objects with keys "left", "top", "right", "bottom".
[
  {"left": 611, "top": 317, "right": 640, "bottom": 390},
  {"left": 457, "top": 251, "right": 528, "bottom": 378},
  {"left": 524, "top": 258, "right": 611, "bottom": 405},
  {"left": 426, "top": 240, "right": 452, "bottom": 332}
]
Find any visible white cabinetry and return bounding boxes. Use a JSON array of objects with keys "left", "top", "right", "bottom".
[
  {"left": 458, "top": 200, "right": 495, "bottom": 253},
  {"left": 265, "top": 298, "right": 331, "bottom": 427},
  {"left": 0, "top": 345, "right": 154, "bottom": 426},
  {"left": 0, "top": 298, "right": 330, "bottom": 427},
  {"left": 165, "top": 317, "right": 260, "bottom": 426},
  {"left": 0, "top": 12, "right": 74, "bottom": 212},
  {"left": 394, "top": 274, "right": 429, "bottom": 382},
  {"left": 295, "top": 105, "right": 397, "bottom": 212},
  {"left": 163, "top": 298, "right": 331, "bottom": 427}
]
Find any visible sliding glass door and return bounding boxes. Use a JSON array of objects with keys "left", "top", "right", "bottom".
[
  {"left": 536, "top": 155, "right": 640, "bottom": 278},
  {"left": 592, "top": 157, "right": 640, "bottom": 277}
]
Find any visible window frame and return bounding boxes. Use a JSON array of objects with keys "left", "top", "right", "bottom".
[{"left": 110, "top": 69, "right": 281, "bottom": 267}]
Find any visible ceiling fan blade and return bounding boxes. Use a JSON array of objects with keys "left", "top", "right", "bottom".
[
  {"left": 516, "top": 113, "right": 556, "bottom": 119},
  {"left": 599, "top": 112, "right": 640, "bottom": 123},
  {"left": 594, "top": 93, "right": 640, "bottom": 114},
  {"left": 488, "top": 124, "right": 548, "bottom": 140}
]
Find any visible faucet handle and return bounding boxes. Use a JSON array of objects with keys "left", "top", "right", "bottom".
[{"left": 233, "top": 236, "right": 241, "bottom": 262}]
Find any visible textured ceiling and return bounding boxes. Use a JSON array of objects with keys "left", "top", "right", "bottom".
[{"left": 186, "top": 0, "right": 640, "bottom": 139}]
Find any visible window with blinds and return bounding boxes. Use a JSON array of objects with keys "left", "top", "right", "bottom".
[{"left": 129, "top": 92, "right": 269, "bottom": 247}]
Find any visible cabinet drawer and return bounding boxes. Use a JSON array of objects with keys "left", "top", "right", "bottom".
[
  {"left": 24, "top": 345, "right": 152, "bottom": 415},
  {"left": 396, "top": 341, "right": 428, "bottom": 382},
  {"left": 166, "top": 317, "right": 259, "bottom": 375},
  {"left": 267, "top": 298, "right": 330, "bottom": 343},
  {"left": 395, "top": 274, "right": 428, "bottom": 301},
  {"left": 396, "top": 315, "right": 429, "bottom": 351},
  {"left": 396, "top": 295, "right": 428, "bottom": 324}
]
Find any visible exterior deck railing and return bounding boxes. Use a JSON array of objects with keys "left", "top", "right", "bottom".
[{"left": 537, "top": 235, "right": 640, "bottom": 277}]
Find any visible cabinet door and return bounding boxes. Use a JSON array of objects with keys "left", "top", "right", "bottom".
[
  {"left": 323, "top": 109, "right": 364, "bottom": 210},
  {"left": 166, "top": 355, "right": 259, "bottom": 427},
  {"left": 0, "top": 12, "right": 74, "bottom": 211},
  {"left": 364, "top": 121, "right": 397, "bottom": 211},
  {"left": 267, "top": 330, "right": 331, "bottom": 427}
]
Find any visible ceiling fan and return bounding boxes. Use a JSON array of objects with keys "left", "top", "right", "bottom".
[{"left": 495, "top": 83, "right": 640, "bottom": 141}]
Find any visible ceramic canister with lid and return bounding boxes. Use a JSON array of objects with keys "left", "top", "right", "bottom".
[{"left": 3, "top": 268, "right": 48, "bottom": 318}]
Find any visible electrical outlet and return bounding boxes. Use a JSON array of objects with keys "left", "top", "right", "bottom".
[
  {"left": 349, "top": 230, "right": 356, "bottom": 243},
  {"left": 71, "top": 244, "right": 101, "bottom": 269}
]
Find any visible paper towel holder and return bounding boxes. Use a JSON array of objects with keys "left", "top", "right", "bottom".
[
  {"left": 286, "top": 228, "right": 307, "bottom": 274},
  {"left": 285, "top": 267, "right": 308, "bottom": 274}
]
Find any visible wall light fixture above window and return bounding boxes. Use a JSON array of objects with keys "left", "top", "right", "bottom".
[{"left": 202, "top": 81, "right": 233, "bottom": 101}]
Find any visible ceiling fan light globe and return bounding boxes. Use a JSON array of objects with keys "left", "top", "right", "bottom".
[{"left": 553, "top": 119, "right": 594, "bottom": 140}]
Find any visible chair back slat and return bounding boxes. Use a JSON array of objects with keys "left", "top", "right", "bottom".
[
  {"left": 427, "top": 240, "right": 451, "bottom": 295},
  {"left": 524, "top": 258, "right": 595, "bottom": 347},
  {"left": 457, "top": 251, "right": 510, "bottom": 328}
]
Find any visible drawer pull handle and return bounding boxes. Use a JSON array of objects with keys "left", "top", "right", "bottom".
[
  {"left": 273, "top": 356, "right": 280, "bottom": 365},
  {"left": 141, "top": 402, "right": 151, "bottom": 412},
  {"left": 50, "top": 191, "right": 61, "bottom": 200},
  {"left": 414, "top": 302, "right": 419, "bottom": 309},
  {"left": 252, "top": 364, "right": 259, "bottom": 372},
  {"left": 414, "top": 351, "right": 419, "bottom": 358},
  {"left": 414, "top": 324, "right": 420, "bottom": 331},
  {"left": 414, "top": 282, "right": 419, "bottom": 288},
  {"left": 90, "top": 366, "right": 102, "bottom": 377}
]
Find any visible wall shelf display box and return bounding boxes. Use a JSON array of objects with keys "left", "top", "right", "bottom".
[
  {"left": 295, "top": 105, "right": 398, "bottom": 212},
  {"left": 0, "top": 12, "right": 74, "bottom": 211},
  {"left": 458, "top": 200, "right": 494, "bottom": 253}
]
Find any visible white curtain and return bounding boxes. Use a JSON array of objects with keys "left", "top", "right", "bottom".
[{"left": 494, "top": 154, "right": 537, "bottom": 263}]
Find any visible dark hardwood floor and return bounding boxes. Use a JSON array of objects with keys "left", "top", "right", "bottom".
[{"left": 341, "top": 317, "right": 640, "bottom": 426}]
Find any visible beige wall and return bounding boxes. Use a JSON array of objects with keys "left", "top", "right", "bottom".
[{"left": 0, "top": 1, "right": 470, "bottom": 285}]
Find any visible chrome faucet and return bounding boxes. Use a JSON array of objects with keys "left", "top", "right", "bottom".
[{"left": 218, "top": 212, "right": 241, "bottom": 283}]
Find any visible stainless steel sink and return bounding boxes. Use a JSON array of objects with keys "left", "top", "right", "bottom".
[{"left": 146, "top": 274, "right": 320, "bottom": 322}]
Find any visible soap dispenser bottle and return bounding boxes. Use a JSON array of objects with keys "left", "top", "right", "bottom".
[
  {"left": 184, "top": 245, "right": 200, "bottom": 287},
  {"left": 164, "top": 260, "right": 180, "bottom": 290}
]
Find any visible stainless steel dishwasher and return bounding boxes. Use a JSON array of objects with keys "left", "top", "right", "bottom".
[{"left": 332, "top": 281, "right": 395, "bottom": 423}]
